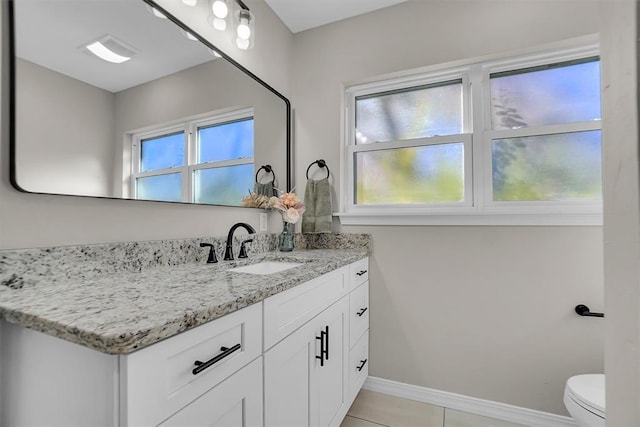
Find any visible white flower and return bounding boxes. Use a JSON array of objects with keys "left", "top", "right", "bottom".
[{"left": 283, "top": 207, "right": 300, "bottom": 224}]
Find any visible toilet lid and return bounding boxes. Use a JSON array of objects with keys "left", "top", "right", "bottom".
[{"left": 566, "top": 374, "right": 605, "bottom": 418}]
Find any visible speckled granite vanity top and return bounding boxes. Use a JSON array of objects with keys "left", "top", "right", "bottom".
[{"left": 0, "top": 234, "right": 370, "bottom": 355}]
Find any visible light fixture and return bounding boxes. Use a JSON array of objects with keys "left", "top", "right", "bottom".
[
  {"left": 207, "top": 0, "right": 255, "bottom": 49},
  {"left": 84, "top": 35, "right": 137, "bottom": 64},
  {"left": 233, "top": 6, "right": 254, "bottom": 49},
  {"left": 182, "top": 0, "right": 198, "bottom": 6}
]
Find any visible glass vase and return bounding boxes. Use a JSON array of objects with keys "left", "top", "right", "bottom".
[{"left": 278, "top": 221, "right": 295, "bottom": 252}]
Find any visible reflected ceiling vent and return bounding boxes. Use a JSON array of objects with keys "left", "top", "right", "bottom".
[{"left": 84, "top": 35, "right": 138, "bottom": 64}]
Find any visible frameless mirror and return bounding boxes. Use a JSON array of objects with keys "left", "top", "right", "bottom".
[{"left": 9, "top": 0, "right": 290, "bottom": 206}]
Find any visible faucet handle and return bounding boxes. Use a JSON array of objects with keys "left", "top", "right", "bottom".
[
  {"left": 199, "top": 243, "right": 218, "bottom": 263},
  {"left": 238, "top": 238, "right": 254, "bottom": 259}
]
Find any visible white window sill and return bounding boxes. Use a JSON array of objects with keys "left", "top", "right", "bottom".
[{"left": 335, "top": 211, "right": 602, "bottom": 226}]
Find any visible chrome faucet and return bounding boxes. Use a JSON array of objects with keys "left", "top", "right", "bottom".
[{"left": 224, "top": 222, "right": 256, "bottom": 261}]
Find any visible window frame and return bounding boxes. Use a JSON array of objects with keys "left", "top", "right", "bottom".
[
  {"left": 339, "top": 42, "right": 602, "bottom": 226},
  {"left": 129, "top": 107, "right": 254, "bottom": 204}
]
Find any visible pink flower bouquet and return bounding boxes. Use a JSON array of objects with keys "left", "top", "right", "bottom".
[{"left": 269, "top": 192, "right": 305, "bottom": 224}]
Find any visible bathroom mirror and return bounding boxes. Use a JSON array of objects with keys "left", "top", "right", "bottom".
[{"left": 9, "top": 0, "right": 290, "bottom": 206}]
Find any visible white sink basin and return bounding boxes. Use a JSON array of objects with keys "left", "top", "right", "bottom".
[{"left": 230, "top": 261, "right": 302, "bottom": 275}]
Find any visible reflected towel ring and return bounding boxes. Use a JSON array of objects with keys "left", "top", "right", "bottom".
[
  {"left": 306, "top": 159, "right": 330, "bottom": 180},
  {"left": 255, "top": 165, "right": 275, "bottom": 183}
]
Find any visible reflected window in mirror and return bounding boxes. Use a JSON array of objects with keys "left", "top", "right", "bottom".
[{"left": 130, "top": 108, "right": 254, "bottom": 205}]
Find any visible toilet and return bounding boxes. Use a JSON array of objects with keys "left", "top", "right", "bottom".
[{"left": 563, "top": 374, "right": 605, "bottom": 427}]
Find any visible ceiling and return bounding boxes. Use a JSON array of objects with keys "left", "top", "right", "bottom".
[
  {"left": 14, "top": 0, "right": 407, "bottom": 93},
  {"left": 264, "top": 0, "right": 408, "bottom": 33}
]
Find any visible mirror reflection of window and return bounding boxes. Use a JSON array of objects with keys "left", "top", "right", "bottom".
[{"left": 131, "top": 109, "right": 254, "bottom": 205}]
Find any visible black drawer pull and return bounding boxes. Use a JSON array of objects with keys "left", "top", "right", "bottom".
[
  {"left": 192, "top": 343, "right": 241, "bottom": 375},
  {"left": 316, "top": 328, "right": 328, "bottom": 367},
  {"left": 356, "top": 270, "right": 367, "bottom": 277},
  {"left": 356, "top": 307, "right": 368, "bottom": 317},
  {"left": 357, "top": 359, "right": 368, "bottom": 371}
]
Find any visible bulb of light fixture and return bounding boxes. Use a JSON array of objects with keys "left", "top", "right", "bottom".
[
  {"left": 213, "top": 17, "right": 227, "bottom": 31},
  {"left": 182, "top": 0, "right": 197, "bottom": 6},
  {"left": 212, "top": 0, "right": 228, "bottom": 18},
  {"left": 236, "top": 37, "right": 250, "bottom": 50},
  {"left": 237, "top": 17, "right": 251, "bottom": 40}
]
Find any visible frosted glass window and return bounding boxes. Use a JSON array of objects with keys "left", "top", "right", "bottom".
[
  {"left": 490, "top": 58, "right": 601, "bottom": 130},
  {"left": 136, "top": 173, "right": 182, "bottom": 202},
  {"left": 492, "top": 131, "right": 602, "bottom": 201},
  {"left": 194, "top": 164, "right": 254, "bottom": 206},
  {"left": 355, "top": 81, "right": 463, "bottom": 144},
  {"left": 198, "top": 118, "right": 254, "bottom": 163},
  {"left": 355, "top": 143, "right": 464, "bottom": 205},
  {"left": 140, "top": 132, "right": 184, "bottom": 172}
]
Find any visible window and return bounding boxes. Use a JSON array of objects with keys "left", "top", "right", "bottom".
[
  {"left": 130, "top": 108, "right": 254, "bottom": 205},
  {"left": 342, "top": 44, "right": 601, "bottom": 225}
]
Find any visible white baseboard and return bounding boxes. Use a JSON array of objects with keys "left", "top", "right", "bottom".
[{"left": 363, "top": 376, "right": 577, "bottom": 427}]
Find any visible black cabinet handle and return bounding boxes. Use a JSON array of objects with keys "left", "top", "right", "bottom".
[
  {"left": 357, "top": 307, "right": 368, "bottom": 317},
  {"left": 357, "top": 359, "right": 368, "bottom": 372},
  {"left": 324, "top": 326, "right": 329, "bottom": 361},
  {"left": 575, "top": 304, "right": 604, "bottom": 318},
  {"left": 356, "top": 270, "right": 367, "bottom": 277},
  {"left": 192, "top": 343, "right": 241, "bottom": 375},
  {"left": 316, "top": 329, "right": 326, "bottom": 367},
  {"left": 316, "top": 326, "right": 330, "bottom": 366}
]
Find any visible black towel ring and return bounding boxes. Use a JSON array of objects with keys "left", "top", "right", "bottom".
[
  {"left": 255, "top": 165, "right": 275, "bottom": 183},
  {"left": 306, "top": 159, "right": 330, "bottom": 180}
]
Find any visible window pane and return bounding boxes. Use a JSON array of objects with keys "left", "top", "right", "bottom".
[
  {"left": 355, "top": 143, "right": 464, "bottom": 205},
  {"left": 194, "top": 164, "right": 254, "bottom": 206},
  {"left": 140, "top": 132, "right": 184, "bottom": 172},
  {"left": 355, "top": 81, "right": 463, "bottom": 144},
  {"left": 198, "top": 118, "right": 254, "bottom": 163},
  {"left": 490, "top": 59, "right": 601, "bottom": 130},
  {"left": 492, "top": 130, "right": 602, "bottom": 201},
  {"left": 136, "top": 173, "right": 182, "bottom": 202}
]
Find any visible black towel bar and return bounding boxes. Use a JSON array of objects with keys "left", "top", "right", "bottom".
[
  {"left": 575, "top": 304, "right": 604, "bottom": 318},
  {"left": 306, "top": 159, "right": 330, "bottom": 179},
  {"left": 255, "top": 164, "right": 275, "bottom": 183}
]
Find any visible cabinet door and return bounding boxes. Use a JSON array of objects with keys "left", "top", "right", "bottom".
[
  {"left": 312, "top": 296, "right": 349, "bottom": 427},
  {"left": 264, "top": 316, "right": 316, "bottom": 427},
  {"left": 159, "top": 357, "right": 263, "bottom": 427},
  {"left": 264, "top": 296, "right": 349, "bottom": 427}
]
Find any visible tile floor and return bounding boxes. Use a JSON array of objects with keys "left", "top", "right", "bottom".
[{"left": 341, "top": 389, "right": 526, "bottom": 427}]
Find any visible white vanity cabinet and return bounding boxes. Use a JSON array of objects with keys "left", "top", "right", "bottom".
[
  {"left": 0, "top": 302, "right": 263, "bottom": 427},
  {"left": 0, "top": 256, "right": 370, "bottom": 427},
  {"left": 263, "top": 257, "right": 370, "bottom": 427}
]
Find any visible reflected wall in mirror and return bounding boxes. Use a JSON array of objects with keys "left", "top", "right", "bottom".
[{"left": 10, "top": 0, "right": 290, "bottom": 206}]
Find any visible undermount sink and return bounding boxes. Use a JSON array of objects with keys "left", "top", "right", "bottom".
[{"left": 229, "top": 261, "right": 302, "bottom": 275}]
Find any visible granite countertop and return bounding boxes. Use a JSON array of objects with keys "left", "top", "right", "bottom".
[{"left": 0, "top": 249, "right": 368, "bottom": 355}]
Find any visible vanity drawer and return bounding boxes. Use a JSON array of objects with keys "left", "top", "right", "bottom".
[
  {"left": 349, "top": 281, "right": 369, "bottom": 348},
  {"left": 349, "top": 331, "right": 369, "bottom": 403},
  {"left": 263, "top": 265, "right": 348, "bottom": 350},
  {"left": 121, "top": 303, "right": 262, "bottom": 427},
  {"left": 349, "top": 257, "right": 369, "bottom": 290}
]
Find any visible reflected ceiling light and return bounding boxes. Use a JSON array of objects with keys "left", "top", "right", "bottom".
[
  {"left": 209, "top": 49, "right": 222, "bottom": 58},
  {"left": 212, "top": 0, "right": 228, "bottom": 18},
  {"left": 236, "top": 38, "right": 250, "bottom": 50},
  {"left": 146, "top": 5, "right": 167, "bottom": 19},
  {"left": 182, "top": 0, "right": 198, "bottom": 6},
  {"left": 181, "top": 29, "right": 198, "bottom": 41},
  {"left": 84, "top": 35, "right": 136, "bottom": 64},
  {"left": 213, "top": 17, "right": 227, "bottom": 31}
]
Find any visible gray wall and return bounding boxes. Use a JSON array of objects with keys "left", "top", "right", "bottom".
[
  {"left": 290, "top": 0, "right": 603, "bottom": 415},
  {"left": 15, "top": 59, "right": 115, "bottom": 197}
]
